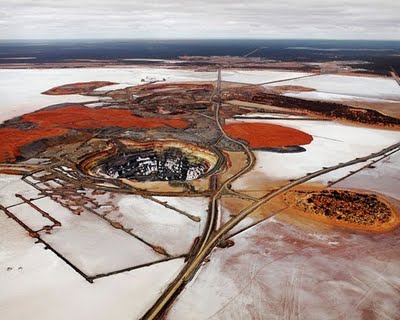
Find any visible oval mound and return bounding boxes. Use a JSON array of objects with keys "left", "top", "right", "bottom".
[{"left": 224, "top": 122, "right": 313, "bottom": 148}]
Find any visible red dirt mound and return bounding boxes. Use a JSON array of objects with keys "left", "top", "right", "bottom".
[
  {"left": 0, "top": 105, "right": 188, "bottom": 163},
  {"left": 21, "top": 105, "right": 188, "bottom": 130},
  {"left": 0, "top": 127, "right": 68, "bottom": 163},
  {"left": 224, "top": 122, "right": 313, "bottom": 148}
]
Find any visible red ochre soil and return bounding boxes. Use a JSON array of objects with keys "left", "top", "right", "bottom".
[
  {"left": 43, "top": 81, "right": 117, "bottom": 95},
  {"left": 224, "top": 122, "right": 313, "bottom": 148},
  {"left": 0, "top": 105, "right": 188, "bottom": 163},
  {"left": 0, "top": 127, "right": 68, "bottom": 163}
]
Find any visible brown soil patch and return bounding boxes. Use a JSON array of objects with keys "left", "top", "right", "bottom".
[
  {"left": 43, "top": 81, "right": 117, "bottom": 95},
  {"left": 335, "top": 71, "right": 388, "bottom": 78},
  {"left": 223, "top": 122, "right": 313, "bottom": 148},
  {"left": 272, "top": 85, "right": 316, "bottom": 93},
  {"left": 127, "top": 82, "right": 214, "bottom": 92},
  {"left": 219, "top": 151, "right": 248, "bottom": 183},
  {"left": 221, "top": 197, "right": 251, "bottom": 217},
  {"left": 0, "top": 168, "right": 28, "bottom": 175},
  {"left": 343, "top": 100, "right": 400, "bottom": 119},
  {"left": 245, "top": 93, "right": 400, "bottom": 127}
]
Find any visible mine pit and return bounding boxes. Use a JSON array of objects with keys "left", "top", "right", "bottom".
[
  {"left": 101, "top": 148, "right": 209, "bottom": 181},
  {"left": 89, "top": 140, "right": 220, "bottom": 183}
]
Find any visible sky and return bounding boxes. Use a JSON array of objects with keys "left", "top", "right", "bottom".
[{"left": 0, "top": 0, "right": 399, "bottom": 40}]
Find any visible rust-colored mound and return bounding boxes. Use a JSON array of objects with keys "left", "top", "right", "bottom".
[
  {"left": 224, "top": 122, "right": 313, "bottom": 148},
  {"left": 22, "top": 105, "right": 188, "bottom": 130},
  {"left": 284, "top": 189, "right": 399, "bottom": 232},
  {"left": 0, "top": 105, "right": 188, "bottom": 163},
  {"left": 0, "top": 127, "right": 68, "bottom": 163},
  {"left": 43, "top": 81, "right": 117, "bottom": 95}
]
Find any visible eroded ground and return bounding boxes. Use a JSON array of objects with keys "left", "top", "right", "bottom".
[{"left": 0, "top": 66, "right": 399, "bottom": 320}]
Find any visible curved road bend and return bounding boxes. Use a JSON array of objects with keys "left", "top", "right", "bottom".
[{"left": 140, "top": 68, "right": 256, "bottom": 320}]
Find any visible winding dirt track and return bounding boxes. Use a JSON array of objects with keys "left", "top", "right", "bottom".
[{"left": 140, "top": 68, "right": 257, "bottom": 320}]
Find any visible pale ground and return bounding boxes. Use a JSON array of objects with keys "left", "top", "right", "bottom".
[
  {"left": 0, "top": 211, "right": 184, "bottom": 320},
  {"left": 235, "top": 112, "right": 310, "bottom": 119},
  {"left": 107, "top": 195, "right": 209, "bottom": 256},
  {"left": 37, "top": 198, "right": 165, "bottom": 276},
  {"left": 0, "top": 175, "right": 188, "bottom": 319},
  {"left": 167, "top": 217, "right": 400, "bottom": 320},
  {"left": 283, "top": 91, "right": 400, "bottom": 103},
  {"left": 0, "top": 175, "right": 41, "bottom": 207},
  {"left": 335, "top": 151, "right": 400, "bottom": 201},
  {"left": 267, "top": 74, "right": 400, "bottom": 101},
  {"left": 220, "top": 70, "right": 311, "bottom": 85},
  {"left": 0, "top": 173, "right": 212, "bottom": 318}
]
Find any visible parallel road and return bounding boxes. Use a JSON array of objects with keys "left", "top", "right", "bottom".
[
  {"left": 140, "top": 68, "right": 256, "bottom": 319},
  {"left": 198, "top": 69, "right": 256, "bottom": 254}
]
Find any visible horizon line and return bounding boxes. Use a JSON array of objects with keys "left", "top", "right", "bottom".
[{"left": 1, "top": 38, "right": 400, "bottom": 42}]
